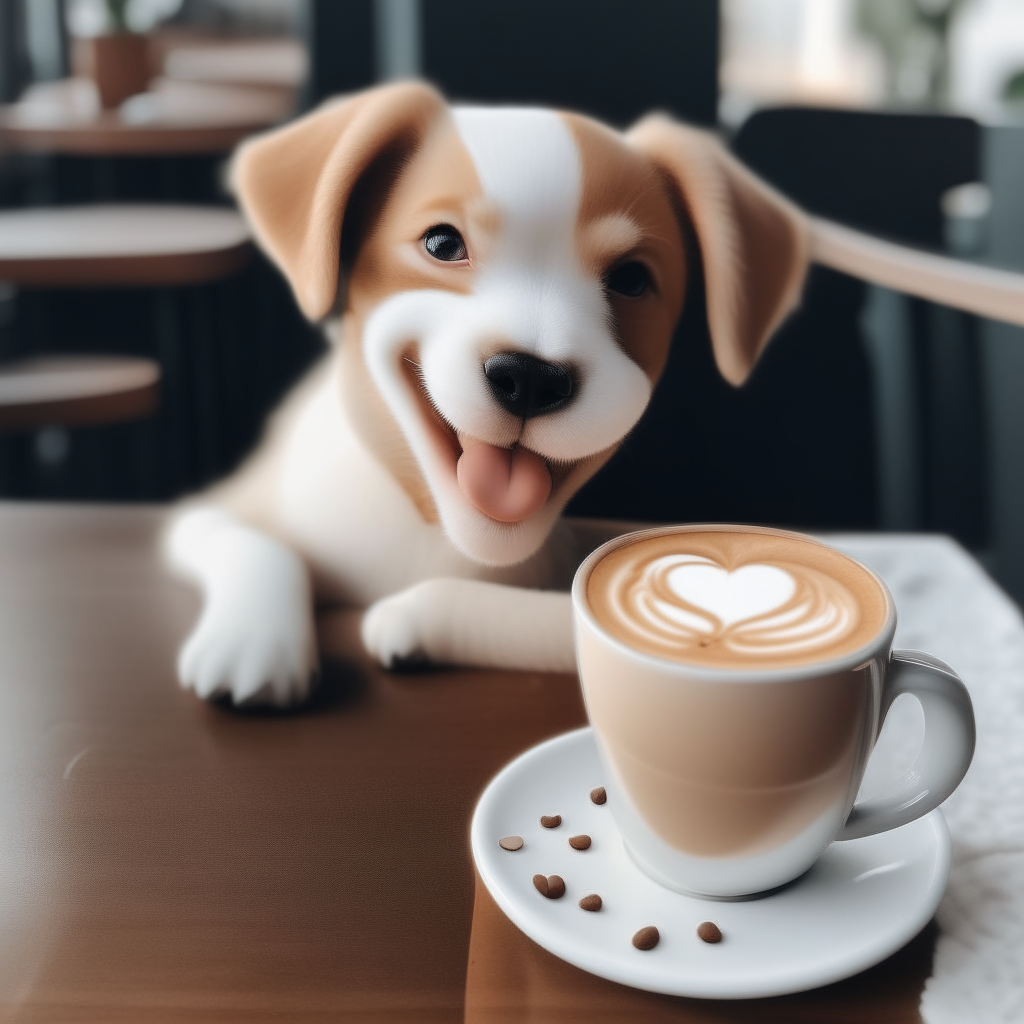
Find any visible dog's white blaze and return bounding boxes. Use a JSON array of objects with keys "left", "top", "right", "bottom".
[
  {"left": 364, "top": 108, "right": 653, "bottom": 565},
  {"left": 453, "top": 107, "right": 580, "bottom": 248},
  {"left": 451, "top": 108, "right": 651, "bottom": 459}
]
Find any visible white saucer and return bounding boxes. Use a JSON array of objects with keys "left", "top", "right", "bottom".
[{"left": 471, "top": 727, "right": 950, "bottom": 999}]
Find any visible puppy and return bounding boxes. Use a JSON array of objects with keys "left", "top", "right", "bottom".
[{"left": 162, "top": 80, "right": 817, "bottom": 706}]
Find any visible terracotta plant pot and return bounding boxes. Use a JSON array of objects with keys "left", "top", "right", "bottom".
[{"left": 78, "top": 33, "right": 150, "bottom": 110}]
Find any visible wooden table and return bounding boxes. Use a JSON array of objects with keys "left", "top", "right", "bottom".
[
  {"left": 0, "top": 505, "right": 937, "bottom": 1022},
  {"left": 0, "top": 77, "right": 289, "bottom": 156}
]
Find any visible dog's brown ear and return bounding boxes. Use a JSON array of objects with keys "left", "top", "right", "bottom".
[
  {"left": 627, "top": 116, "right": 810, "bottom": 386},
  {"left": 230, "top": 81, "right": 445, "bottom": 321}
]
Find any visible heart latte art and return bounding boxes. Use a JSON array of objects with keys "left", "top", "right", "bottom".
[{"left": 587, "top": 529, "right": 889, "bottom": 669}]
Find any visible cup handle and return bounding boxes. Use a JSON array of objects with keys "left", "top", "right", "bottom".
[{"left": 836, "top": 650, "right": 975, "bottom": 841}]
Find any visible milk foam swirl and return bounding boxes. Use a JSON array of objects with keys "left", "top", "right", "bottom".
[{"left": 605, "top": 552, "right": 862, "bottom": 664}]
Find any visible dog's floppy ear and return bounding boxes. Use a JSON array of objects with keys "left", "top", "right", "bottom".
[
  {"left": 627, "top": 116, "right": 810, "bottom": 386},
  {"left": 230, "top": 81, "right": 445, "bottom": 321}
]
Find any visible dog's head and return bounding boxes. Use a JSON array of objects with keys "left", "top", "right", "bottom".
[{"left": 232, "top": 82, "right": 809, "bottom": 566}]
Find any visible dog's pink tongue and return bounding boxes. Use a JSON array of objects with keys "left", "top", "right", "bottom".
[{"left": 457, "top": 438, "right": 551, "bottom": 523}]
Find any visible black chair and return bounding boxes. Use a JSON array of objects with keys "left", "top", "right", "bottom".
[{"left": 735, "top": 108, "right": 985, "bottom": 544}]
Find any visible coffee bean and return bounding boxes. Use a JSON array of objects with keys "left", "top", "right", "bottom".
[
  {"left": 590, "top": 786, "right": 607, "bottom": 805},
  {"left": 697, "top": 921, "right": 723, "bottom": 944},
  {"left": 632, "top": 926, "right": 660, "bottom": 950},
  {"left": 568, "top": 834, "right": 592, "bottom": 850},
  {"left": 578, "top": 894, "right": 602, "bottom": 912},
  {"left": 533, "top": 873, "right": 566, "bottom": 899},
  {"left": 498, "top": 835, "right": 524, "bottom": 851},
  {"left": 540, "top": 814, "right": 562, "bottom": 828}
]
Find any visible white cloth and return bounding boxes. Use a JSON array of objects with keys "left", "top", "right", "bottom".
[{"left": 831, "top": 535, "right": 1024, "bottom": 1024}]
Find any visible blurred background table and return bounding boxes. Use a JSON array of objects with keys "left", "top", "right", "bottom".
[
  {"left": 0, "top": 203, "right": 251, "bottom": 284},
  {"left": 3, "top": 503, "right": 996, "bottom": 1024},
  {"left": 0, "top": 14, "right": 317, "bottom": 505},
  {"left": 0, "top": 76, "right": 292, "bottom": 157},
  {"left": 0, "top": 354, "right": 159, "bottom": 429},
  {"left": 0, "top": 202, "right": 267, "bottom": 501}
]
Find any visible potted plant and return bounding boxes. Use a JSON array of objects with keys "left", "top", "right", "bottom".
[{"left": 79, "top": 0, "right": 151, "bottom": 110}]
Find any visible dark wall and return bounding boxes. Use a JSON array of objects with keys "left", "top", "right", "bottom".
[
  {"left": 421, "top": 0, "right": 719, "bottom": 127},
  {"left": 302, "top": 0, "right": 376, "bottom": 106}
]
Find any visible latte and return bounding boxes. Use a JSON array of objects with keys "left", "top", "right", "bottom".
[
  {"left": 587, "top": 527, "right": 888, "bottom": 670},
  {"left": 573, "top": 525, "right": 972, "bottom": 898}
]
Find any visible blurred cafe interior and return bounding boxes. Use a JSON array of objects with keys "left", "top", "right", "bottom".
[
  {"left": 2, "top": 3, "right": 1024, "bottom": 1021},
  {"left": 0, "top": 0, "right": 1023, "bottom": 601}
]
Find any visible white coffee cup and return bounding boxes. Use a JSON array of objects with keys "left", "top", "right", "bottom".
[{"left": 572, "top": 524, "right": 975, "bottom": 899}]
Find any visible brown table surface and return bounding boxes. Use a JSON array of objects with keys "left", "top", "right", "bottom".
[{"left": 0, "top": 504, "right": 934, "bottom": 1023}]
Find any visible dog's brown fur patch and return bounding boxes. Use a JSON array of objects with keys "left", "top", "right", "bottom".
[
  {"left": 625, "top": 116, "right": 810, "bottom": 386},
  {"left": 564, "top": 113, "right": 688, "bottom": 385},
  {"left": 337, "top": 111, "right": 495, "bottom": 521}
]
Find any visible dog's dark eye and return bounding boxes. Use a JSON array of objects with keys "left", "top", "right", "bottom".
[
  {"left": 423, "top": 224, "right": 468, "bottom": 262},
  {"left": 605, "top": 261, "right": 650, "bottom": 297}
]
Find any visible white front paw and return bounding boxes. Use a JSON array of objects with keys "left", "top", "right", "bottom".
[
  {"left": 179, "top": 596, "right": 317, "bottom": 707},
  {"left": 361, "top": 584, "right": 434, "bottom": 669},
  {"left": 167, "top": 507, "right": 318, "bottom": 706}
]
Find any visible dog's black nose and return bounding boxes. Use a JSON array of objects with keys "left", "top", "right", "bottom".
[{"left": 483, "top": 352, "right": 574, "bottom": 419}]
